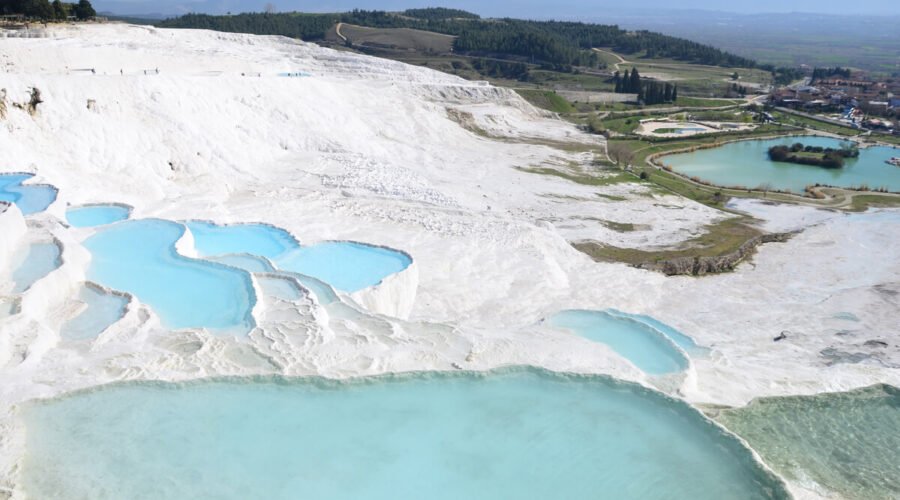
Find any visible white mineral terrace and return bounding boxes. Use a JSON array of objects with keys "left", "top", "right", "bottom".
[{"left": 0, "top": 24, "right": 898, "bottom": 499}]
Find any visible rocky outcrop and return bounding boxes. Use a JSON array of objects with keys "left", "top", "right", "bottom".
[{"left": 638, "top": 231, "right": 797, "bottom": 276}]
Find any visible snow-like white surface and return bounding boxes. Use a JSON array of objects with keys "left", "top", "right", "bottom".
[{"left": 1, "top": 24, "right": 899, "bottom": 498}]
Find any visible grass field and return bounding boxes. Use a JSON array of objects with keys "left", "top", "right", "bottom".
[
  {"left": 329, "top": 23, "right": 456, "bottom": 52},
  {"left": 574, "top": 217, "right": 763, "bottom": 266},
  {"left": 515, "top": 90, "right": 577, "bottom": 113},
  {"left": 518, "top": 165, "right": 635, "bottom": 187},
  {"left": 592, "top": 48, "right": 773, "bottom": 97}
]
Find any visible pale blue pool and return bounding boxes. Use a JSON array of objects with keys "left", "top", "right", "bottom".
[
  {"left": 662, "top": 136, "right": 900, "bottom": 192},
  {"left": 60, "top": 285, "right": 128, "bottom": 340},
  {"left": 20, "top": 370, "right": 787, "bottom": 500},
  {"left": 185, "top": 221, "right": 298, "bottom": 260},
  {"left": 0, "top": 173, "right": 58, "bottom": 215},
  {"left": 257, "top": 276, "right": 305, "bottom": 301},
  {"left": 208, "top": 254, "right": 275, "bottom": 273},
  {"left": 83, "top": 219, "right": 255, "bottom": 333},
  {"left": 186, "top": 221, "right": 412, "bottom": 292},
  {"left": 11, "top": 242, "right": 61, "bottom": 293},
  {"left": 550, "top": 310, "right": 689, "bottom": 375},
  {"left": 0, "top": 297, "right": 18, "bottom": 318},
  {"left": 66, "top": 204, "right": 131, "bottom": 228},
  {"left": 606, "top": 309, "right": 709, "bottom": 356},
  {"left": 275, "top": 242, "right": 412, "bottom": 292}
]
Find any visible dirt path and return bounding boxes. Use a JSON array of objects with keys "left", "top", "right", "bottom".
[
  {"left": 335, "top": 22, "right": 347, "bottom": 42},
  {"left": 592, "top": 48, "right": 626, "bottom": 71}
]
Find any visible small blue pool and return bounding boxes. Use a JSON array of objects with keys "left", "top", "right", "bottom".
[
  {"left": 606, "top": 309, "right": 709, "bottom": 356},
  {"left": 60, "top": 285, "right": 128, "bottom": 340},
  {"left": 550, "top": 310, "right": 689, "bottom": 375},
  {"left": 275, "top": 242, "right": 412, "bottom": 293},
  {"left": 11, "top": 241, "right": 61, "bottom": 293},
  {"left": 186, "top": 221, "right": 412, "bottom": 292},
  {"left": 185, "top": 221, "right": 298, "bottom": 260},
  {"left": 83, "top": 219, "right": 255, "bottom": 333},
  {"left": 0, "top": 173, "right": 58, "bottom": 215},
  {"left": 66, "top": 204, "right": 131, "bottom": 228},
  {"left": 675, "top": 127, "right": 708, "bottom": 134}
]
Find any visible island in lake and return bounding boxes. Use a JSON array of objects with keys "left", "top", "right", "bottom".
[{"left": 768, "top": 142, "right": 859, "bottom": 169}]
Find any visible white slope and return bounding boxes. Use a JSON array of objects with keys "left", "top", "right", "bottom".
[{"left": 0, "top": 24, "right": 899, "bottom": 498}]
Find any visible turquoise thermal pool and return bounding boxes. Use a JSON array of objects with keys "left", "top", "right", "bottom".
[
  {"left": 606, "top": 309, "right": 709, "bottom": 356},
  {"left": 550, "top": 310, "right": 689, "bottom": 375},
  {"left": 275, "top": 242, "right": 412, "bottom": 292},
  {"left": 0, "top": 173, "right": 58, "bottom": 215},
  {"left": 185, "top": 221, "right": 298, "bottom": 260},
  {"left": 66, "top": 204, "right": 131, "bottom": 228},
  {"left": 10, "top": 242, "right": 61, "bottom": 293},
  {"left": 83, "top": 219, "right": 255, "bottom": 333},
  {"left": 60, "top": 285, "right": 129, "bottom": 340},
  {"left": 661, "top": 136, "right": 900, "bottom": 193},
  {"left": 186, "top": 221, "right": 412, "bottom": 292},
  {"left": 20, "top": 370, "right": 787, "bottom": 500}
]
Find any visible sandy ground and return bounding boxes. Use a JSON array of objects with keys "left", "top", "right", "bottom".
[{"left": 0, "top": 24, "right": 898, "bottom": 499}]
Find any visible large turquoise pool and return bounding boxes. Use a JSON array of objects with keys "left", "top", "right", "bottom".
[
  {"left": 20, "top": 370, "right": 787, "bottom": 500},
  {"left": 661, "top": 136, "right": 900, "bottom": 193},
  {"left": 83, "top": 219, "right": 255, "bottom": 333},
  {"left": 0, "top": 173, "right": 58, "bottom": 215},
  {"left": 550, "top": 310, "right": 689, "bottom": 375}
]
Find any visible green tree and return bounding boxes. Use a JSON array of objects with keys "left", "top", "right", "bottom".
[
  {"left": 51, "top": 0, "right": 66, "bottom": 19},
  {"left": 24, "top": 0, "right": 54, "bottom": 19},
  {"left": 629, "top": 67, "right": 641, "bottom": 94},
  {"left": 74, "top": 0, "right": 94, "bottom": 19}
]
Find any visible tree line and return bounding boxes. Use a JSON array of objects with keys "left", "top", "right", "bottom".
[
  {"left": 810, "top": 66, "right": 852, "bottom": 82},
  {"left": 158, "top": 9, "right": 760, "bottom": 70},
  {"left": 613, "top": 68, "right": 677, "bottom": 105},
  {"left": 400, "top": 8, "right": 479, "bottom": 20},
  {"left": 0, "top": 0, "right": 95, "bottom": 20}
]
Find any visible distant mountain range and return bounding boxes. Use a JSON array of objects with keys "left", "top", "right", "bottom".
[{"left": 587, "top": 10, "right": 900, "bottom": 72}]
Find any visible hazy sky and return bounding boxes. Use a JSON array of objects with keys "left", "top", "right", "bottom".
[{"left": 97, "top": 0, "right": 900, "bottom": 17}]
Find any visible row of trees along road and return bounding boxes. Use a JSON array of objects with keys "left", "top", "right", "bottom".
[
  {"left": 0, "top": 0, "right": 95, "bottom": 20},
  {"left": 613, "top": 67, "right": 677, "bottom": 105}
]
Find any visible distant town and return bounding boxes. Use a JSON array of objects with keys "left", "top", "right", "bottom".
[{"left": 770, "top": 66, "right": 899, "bottom": 135}]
